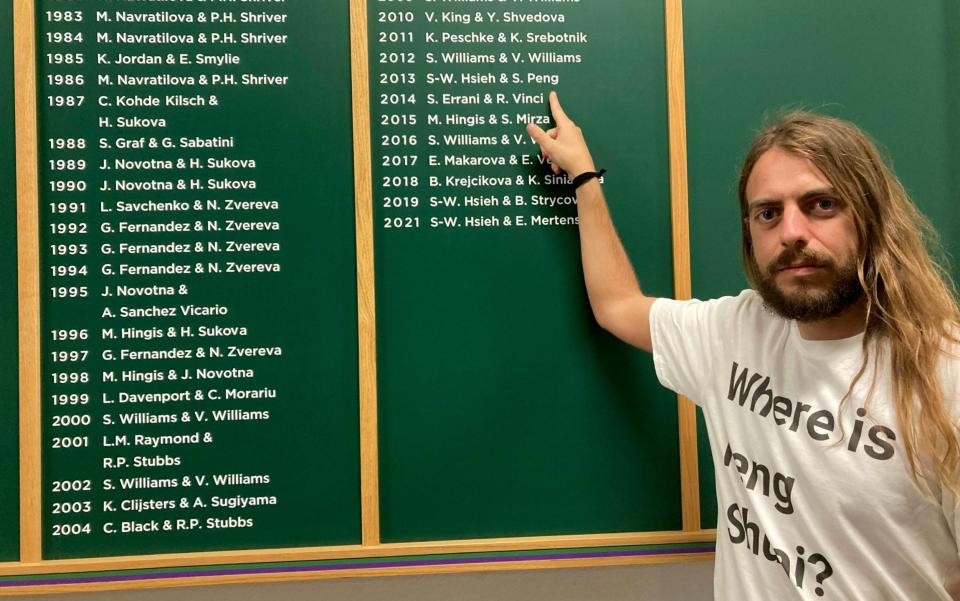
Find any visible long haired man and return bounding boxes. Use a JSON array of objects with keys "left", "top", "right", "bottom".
[{"left": 528, "top": 93, "right": 960, "bottom": 600}]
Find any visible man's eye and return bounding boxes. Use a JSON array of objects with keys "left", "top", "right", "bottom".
[
  {"left": 756, "top": 208, "right": 777, "bottom": 222},
  {"left": 815, "top": 198, "right": 837, "bottom": 211}
]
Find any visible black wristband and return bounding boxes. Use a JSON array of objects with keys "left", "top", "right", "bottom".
[{"left": 572, "top": 169, "right": 606, "bottom": 188}]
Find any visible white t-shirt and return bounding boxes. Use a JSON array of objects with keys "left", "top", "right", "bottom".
[{"left": 649, "top": 289, "right": 960, "bottom": 601}]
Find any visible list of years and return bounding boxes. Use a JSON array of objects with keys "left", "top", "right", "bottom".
[
  {"left": 38, "top": 2, "right": 360, "bottom": 557},
  {"left": 370, "top": 1, "right": 594, "bottom": 233}
]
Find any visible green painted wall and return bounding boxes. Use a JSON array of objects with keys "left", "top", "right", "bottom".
[{"left": 684, "top": 0, "right": 958, "bottom": 528}]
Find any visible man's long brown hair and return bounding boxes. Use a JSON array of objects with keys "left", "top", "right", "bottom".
[{"left": 738, "top": 111, "right": 960, "bottom": 498}]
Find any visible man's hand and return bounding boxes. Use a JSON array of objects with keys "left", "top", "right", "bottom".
[
  {"left": 526, "top": 91, "right": 655, "bottom": 353},
  {"left": 526, "top": 91, "right": 597, "bottom": 178}
]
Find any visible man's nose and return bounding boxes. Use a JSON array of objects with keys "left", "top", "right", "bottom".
[{"left": 779, "top": 204, "right": 810, "bottom": 248}]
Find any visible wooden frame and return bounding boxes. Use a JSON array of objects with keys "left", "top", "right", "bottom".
[
  {"left": 351, "top": 0, "right": 381, "bottom": 549},
  {"left": 4, "top": 0, "right": 714, "bottom": 593},
  {"left": 664, "top": 0, "right": 702, "bottom": 533},
  {"left": 13, "top": 0, "right": 41, "bottom": 566}
]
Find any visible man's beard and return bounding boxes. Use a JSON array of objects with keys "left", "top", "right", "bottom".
[{"left": 753, "top": 247, "right": 863, "bottom": 322}]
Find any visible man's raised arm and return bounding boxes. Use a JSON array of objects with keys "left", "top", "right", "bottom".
[{"left": 526, "top": 92, "right": 658, "bottom": 353}]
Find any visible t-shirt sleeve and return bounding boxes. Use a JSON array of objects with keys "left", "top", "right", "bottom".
[{"left": 649, "top": 295, "right": 735, "bottom": 404}]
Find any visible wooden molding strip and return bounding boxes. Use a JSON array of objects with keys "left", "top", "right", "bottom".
[
  {"left": 0, "top": 529, "right": 716, "bottom": 577},
  {"left": 677, "top": 393, "right": 702, "bottom": 531},
  {"left": 350, "top": 0, "right": 381, "bottom": 547},
  {"left": 663, "top": 0, "right": 701, "bottom": 532},
  {"left": 13, "top": 0, "right": 41, "bottom": 564},
  {"left": 0, "top": 552, "right": 715, "bottom": 595}
]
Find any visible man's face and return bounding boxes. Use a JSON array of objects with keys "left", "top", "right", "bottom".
[{"left": 744, "top": 147, "right": 863, "bottom": 321}]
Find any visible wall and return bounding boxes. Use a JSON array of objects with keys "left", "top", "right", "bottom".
[
  {"left": 4, "top": 1, "right": 956, "bottom": 599},
  {"left": 948, "top": 0, "right": 960, "bottom": 254}
]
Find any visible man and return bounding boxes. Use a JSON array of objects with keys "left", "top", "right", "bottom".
[{"left": 527, "top": 92, "right": 960, "bottom": 600}]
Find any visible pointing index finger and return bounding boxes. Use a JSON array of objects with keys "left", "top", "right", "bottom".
[
  {"left": 549, "top": 91, "right": 571, "bottom": 124},
  {"left": 526, "top": 122, "right": 554, "bottom": 149}
]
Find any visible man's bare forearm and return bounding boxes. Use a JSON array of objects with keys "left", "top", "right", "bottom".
[
  {"left": 575, "top": 179, "right": 646, "bottom": 329},
  {"left": 526, "top": 92, "right": 657, "bottom": 351}
]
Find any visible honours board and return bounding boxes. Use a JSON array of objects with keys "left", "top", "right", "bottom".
[
  {"left": 368, "top": 1, "right": 683, "bottom": 541},
  {"left": 16, "top": 0, "right": 709, "bottom": 572},
  {"left": 4, "top": 0, "right": 959, "bottom": 592},
  {"left": 6, "top": 0, "right": 958, "bottom": 589},
  {"left": 34, "top": 1, "right": 361, "bottom": 559},
  {"left": 683, "top": 0, "right": 960, "bottom": 529},
  {"left": 0, "top": 0, "right": 19, "bottom": 563}
]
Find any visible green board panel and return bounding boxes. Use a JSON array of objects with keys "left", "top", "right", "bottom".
[
  {"left": 0, "top": 0, "right": 20, "bottom": 562},
  {"left": 684, "top": 0, "right": 960, "bottom": 529},
  {"left": 949, "top": 0, "right": 960, "bottom": 256},
  {"left": 371, "top": 2, "right": 682, "bottom": 541},
  {"left": 35, "top": 2, "right": 360, "bottom": 558}
]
